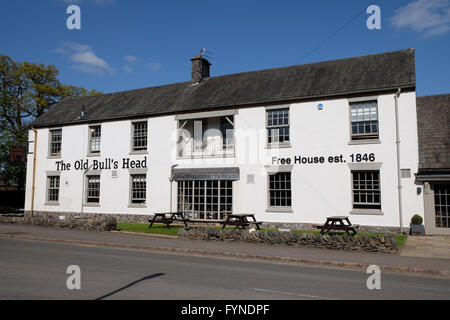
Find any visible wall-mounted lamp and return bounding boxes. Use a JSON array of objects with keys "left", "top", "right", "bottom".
[{"left": 318, "top": 103, "right": 324, "bottom": 110}]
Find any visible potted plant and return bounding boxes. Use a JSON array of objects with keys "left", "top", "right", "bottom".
[{"left": 410, "top": 214, "right": 425, "bottom": 236}]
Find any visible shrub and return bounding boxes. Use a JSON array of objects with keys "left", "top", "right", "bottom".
[{"left": 411, "top": 214, "right": 423, "bottom": 225}]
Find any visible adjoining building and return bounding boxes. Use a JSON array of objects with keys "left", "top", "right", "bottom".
[
  {"left": 25, "top": 49, "right": 425, "bottom": 233},
  {"left": 416, "top": 94, "right": 450, "bottom": 235}
]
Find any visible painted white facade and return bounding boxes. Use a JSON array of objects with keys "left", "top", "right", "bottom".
[{"left": 25, "top": 91, "right": 422, "bottom": 229}]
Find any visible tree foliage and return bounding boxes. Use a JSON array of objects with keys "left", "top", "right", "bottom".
[{"left": 0, "top": 55, "right": 101, "bottom": 189}]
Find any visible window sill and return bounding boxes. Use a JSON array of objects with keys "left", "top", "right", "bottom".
[
  {"left": 44, "top": 202, "right": 60, "bottom": 206},
  {"left": 348, "top": 139, "right": 381, "bottom": 145},
  {"left": 350, "top": 209, "right": 383, "bottom": 216},
  {"left": 83, "top": 203, "right": 100, "bottom": 208},
  {"left": 47, "top": 156, "right": 61, "bottom": 159},
  {"left": 129, "top": 150, "right": 148, "bottom": 155},
  {"left": 265, "top": 143, "right": 292, "bottom": 149},
  {"left": 128, "top": 204, "right": 147, "bottom": 209},
  {"left": 266, "top": 207, "right": 293, "bottom": 213},
  {"left": 87, "top": 153, "right": 101, "bottom": 157}
]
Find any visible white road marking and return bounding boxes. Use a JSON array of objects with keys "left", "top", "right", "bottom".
[{"left": 251, "top": 288, "right": 336, "bottom": 300}]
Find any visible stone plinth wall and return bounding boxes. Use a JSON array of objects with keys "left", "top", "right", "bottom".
[
  {"left": 0, "top": 215, "right": 117, "bottom": 232},
  {"left": 178, "top": 227, "right": 399, "bottom": 254},
  {"left": 23, "top": 211, "right": 149, "bottom": 223}
]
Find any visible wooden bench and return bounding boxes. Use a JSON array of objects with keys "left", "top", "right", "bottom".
[
  {"left": 221, "top": 214, "right": 262, "bottom": 230},
  {"left": 316, "top": 216, "right": 359, "bottom": 236},
  {"left": 149, "top": 212, "right": 189, "bottom": 229}
]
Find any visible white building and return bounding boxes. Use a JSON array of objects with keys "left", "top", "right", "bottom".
[{"left": 25, "top": 49, "right": 426, "bottom": 233}]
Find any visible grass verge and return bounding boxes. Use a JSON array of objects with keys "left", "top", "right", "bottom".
[{"left": 116, "top": 222, "right": 408, "bottom": 250}]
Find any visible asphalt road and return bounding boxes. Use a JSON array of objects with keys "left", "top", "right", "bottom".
[{"left": 0, "top": 238, "right": 449, "bottom": 300}]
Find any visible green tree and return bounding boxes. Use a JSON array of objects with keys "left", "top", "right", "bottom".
[{"left": 0, "top": 55, "right": 101, "bottom": 190}]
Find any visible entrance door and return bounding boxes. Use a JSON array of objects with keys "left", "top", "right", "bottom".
[{"left": 425, "top": 183, "right": 450, "bottom": 235}]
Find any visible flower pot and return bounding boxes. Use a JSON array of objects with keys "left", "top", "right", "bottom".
[{"left": 409, "top": 223, "right": 425, "bottom": 236}]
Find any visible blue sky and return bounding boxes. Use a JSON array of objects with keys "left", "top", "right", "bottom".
[{"left": 1, "top": 0, "right": 449, "bottom": 96}]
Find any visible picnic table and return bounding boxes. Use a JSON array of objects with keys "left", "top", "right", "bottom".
[
  {"left": 221, "top": 214, "right": 262, "bottom": 230},
  {"left": 316, "top": 216, "right": 359, "bottom": 236},
  {"left": 148, "top": 212, "right": 189, "bottom": 229}
]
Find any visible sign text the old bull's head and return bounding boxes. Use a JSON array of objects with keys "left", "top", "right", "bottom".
[{"left": 55, "top": 157, "right": 147, "bottom": 171}]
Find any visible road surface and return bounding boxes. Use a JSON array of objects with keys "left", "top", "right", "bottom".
[{"left": 0, "top": 238, "right": 449, "bottom": 300}]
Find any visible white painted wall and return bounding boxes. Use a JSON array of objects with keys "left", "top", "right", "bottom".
[{"left": 25, "top": 91, "right": 422, "bottom": 228}]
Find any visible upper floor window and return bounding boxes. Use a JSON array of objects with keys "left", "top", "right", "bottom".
[
  {"left": 49, "top": 129, "right": 62, "bottom": 157},
  {"left": 267, "top": 109, "right": 290, "bottom": 145},
  {"left": 132, "top": 121, "right": 148, "bottom": 151},
  {"left": 89, "top": 126, "right": 101, "bottom": 154},
  {"left": 350, "top": 101, "right": 379, "bottom": 141}
]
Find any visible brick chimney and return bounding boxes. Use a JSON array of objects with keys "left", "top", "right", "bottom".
[{"left": 190, "top": 55, "right": 211, "bottom": 83}]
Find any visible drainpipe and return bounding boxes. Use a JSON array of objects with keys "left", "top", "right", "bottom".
[
  {"left": 30, "top": 127, "right": 38, "bottom": 218},
  {"left": 394, "top": 88, "right": 404, "bottom": 234},
  {"left": 169, "top": 164, "right": 179, "bottom": 213}
]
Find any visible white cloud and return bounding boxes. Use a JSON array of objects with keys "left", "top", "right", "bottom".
[
  {"left": 55, "top": 42, "right": 114, "bottom": 75},
  {"left": 147, "top": 62, "right": 162, "bottom": 72},
  {"left": 391, "top": 0, "right": 450, "bottom": 37},
  {"left": 124, "top": 55, "right": 139, "bottom": 63},
  {"left": 123, "top": 65, "right": 133, "bottom": 73}
]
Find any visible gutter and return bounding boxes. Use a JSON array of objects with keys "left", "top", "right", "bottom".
[
  {"left": 394, "top": 88, "right": 404, "bottom": 234},
  {"left": 30, "top": 127, "right": 38, "bottom": 218},
  {"left": 415, "top": 174, "right": 450, "bottom": 182}
]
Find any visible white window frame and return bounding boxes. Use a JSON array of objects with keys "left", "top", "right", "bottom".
[
  {"left": 46, "top": 175, "right": 60, "bottom": 205},
  {"left": 351, "top": 170, "right": 382, "bottom": 211},
  {"left": 177, "top": 180, "right": 233, "bottom": 221},
  {"left": 85, "top": 175, "right": 101, "bottom": 205},
  {"left": 266, "top": 107, "right": 291, "bottom": 148},
  {"left": 349, "top": 99, "right": 380, "bottom": 142},
  {"left": 131, "top": 121, "right": 148, "bottom": 153},
  {"left": 267, "top": 171, "right": 292, "bottom": 212},
  {"left": 88, "top": 125, "right": 101, "bottom": 155},
  {"left": 130, "top": 174, "right": 147, "bottom": 206},
  {"left": 48, "top": 129, "right": 62, "bottom": 158}
]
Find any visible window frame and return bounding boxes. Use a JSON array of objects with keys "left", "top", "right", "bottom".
[
  {"left": 266, "top": 107, "right": 291, "bottom": 148},
  {"left": 130, "top": 174, "right": 147, "bottom": 206},
  {"left": 131, "top": 121, "right": 148, "bottom": 153},
  {"left": 267, "top": 171, "right": 292, "bottom": 211},
  {"left": 48, "top": 129, "right": 62, "bottom": 158},
  {"left": 351, "top": 170, "right": 382, "bottom": 211},
  {"left": 85, "top": 175, "right": 101, "bottom": 205},
  {"left": 88, "top": 125, "right": 101, "bottom": 155},
  {"left": 177, "top": 180, "right": 233, "bottom": 221},
  {"left": 46, "top": 175, "right": 60, "bottom": 204},
  {"left": 349, "top": 99, "right": 380, "bottom": 142}
]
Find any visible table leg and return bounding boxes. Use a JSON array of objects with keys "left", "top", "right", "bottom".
[
  {"left": 149, "top": 216, "right": 156, "bottom": 228},
  {"left": 222, "top": 217, "right": 230, "bottom": 229}
]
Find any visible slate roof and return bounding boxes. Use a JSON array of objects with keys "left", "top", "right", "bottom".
[
  {"left": 31, "top": 49, "right": 416, "bottom": 128},
  {"left": 417, "top": 94, "right": 450, "bottom": 173}
]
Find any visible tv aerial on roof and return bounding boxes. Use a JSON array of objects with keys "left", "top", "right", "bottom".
[{"left": 200, "top": 48, "right": 213, "bottom": 60}]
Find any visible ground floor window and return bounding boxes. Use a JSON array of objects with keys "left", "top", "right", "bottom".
[
  {"left": 268, "top": 172, "right": 292, "bottom": 208},
  {"left": 131, "top": 174, "right": 146, "bottom": 204},
  {"left": 86, "top": 175, "right": 100, "bottom": 204},
  {"left": 177, "top": 180, "right": 232, "bottom": 220},
  {"left": 434, "top": 183, "right": 450, "bottom": 228},
  {"left": 352, "top": 171, "right": 381, "bottom": 209},
  {"left": 47, "top": 176, "right": 60, "bottom": 203}
]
